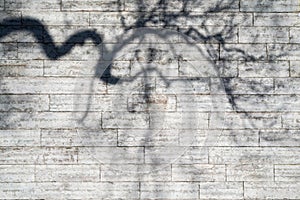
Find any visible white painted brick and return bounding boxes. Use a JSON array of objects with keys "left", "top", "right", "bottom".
[
  {"left": 255, "top": 13, "right": 300, "bottom": 26},
  {"left": 156, "top": 77, "right": 210, "bottom": 94},
  {"left": 179, "top": 60, "right": 238, "bottom": 78},
  {"left": 239, "top": 27, "right": 289, "bottom": 43},
  {"left": 22, "top": 11, "right": 89, "bottom": 26},
  {"left": 227, "top": 164, "right": 274, "bottom": 181},
  {"left": 0, "top": 147, "right": 78, "bottom": 164},
  {"left": 172, "top": 164, "right": 225, "bottom": 181},
  {"left": 35, "top": 164, "right": 100, "bottom": 182},
  {"left": 210, "top": 112, "right": 281, "bottom": 129},
  {"left": 150, "top": 112, "right": 209, "bottom": 130},
  {"left": 241, "top": 0, "right": 298, "bottom": 12},
  {"left": 0, "top": 112, "right": 102, "bottom": 129},
  {"left": 41, "top": 129, "right": 117, "bottom": 147},
  {"left": 0, "top": 182, "right": 139, "bottom": 199},
  {"left": 141, "top": 182, "right": 199, "bottom": 200},
  {"left": 50, "top": 94, "right": 128, "bottom": 112},
  {"left": 0, "top": 12, "right": 21, "bottom": 24},
  {"left": 62, "top": 0, "right": 124, "bottom": 11},
  {"left": 211, "top": 78, "right": 274, "bottom": 94},
  {"left": 238, "top": 61, "right": 289, "bottom": 77},
  {"left": 0, "top": 95, "right": 49, "bottom": 112},
  {"left": 101, "top": 164, "right": 171, "bottom": 181},
  {"left": 268, "top": 44, "right": 300, "bottom": 61},
  {"left": 90, "top": 12, "right": 136, "bottom": 25},
  {"left": 0, "top": 165, "right": 35, "bottom": 182},
  {"left": 290, "top": 27, "right": 300, "bottom": 43},
  {"left": 275, "top": 165, "right": 300, "bottom": 181},
  {"left": 244, "top": 181, "right": 300, "bottom": 199},
  {"left": 5, "top": 0, "right": 61, "bottom": 11},
  {"left": 78, "top": 147, "right": 144, "bottom": 164},
  {"left": 0, "top": 43, "right": 18, "bottom": 59},
  {"left": 0, "top": 60, "right": 43, "bottom": 77},
  {"left": 282, "top": 113, "right": 300, "bottom": 129},
  {"left": 118, "top": 129, "right": 179, "bottom": 146},
  {"left": 179, "top": 130, "right": 259, "bottom": 147},
  {"left": 200, "top": 182, "right": 243, "bottom": 200},
  {"left": 0, "top": 130, "right": 40, "bottom": 146},
  {"left": 209, "top": 147, "right": 300, "bottom": 165},
  {"left": 291, "top": 61, "right": 300, "bottom": 77},
  {"left": 145, "top": 147, "right": 208, "bottom": 164},
  {"left": 275, "top": 78, "right": 300, "bottom": 94},
  {"left": 102, "top": 112, "right": 149, "bottom": 129},
  {"left": 260, "top": 130, "right": 300, "bottom": 147},
  {"left": 220, "top": 44, "right": 266, "bottom": 61},
  {"left": 0, "top": 77, "right": 106, "bottom": 94}
]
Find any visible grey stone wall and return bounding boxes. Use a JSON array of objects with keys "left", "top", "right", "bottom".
[{"left": 0, "top": 0, "right": 300, "bottom": 199}]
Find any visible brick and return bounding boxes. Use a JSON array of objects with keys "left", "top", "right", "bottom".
[
  {"left": 232, "top": 94, "right": 300, "bottom": 112},
  {"left": 78, "top": 147, "right": 144, "bottom": 164},
  {"left": 101, "top": 164, "right": 172, "bottom": 181},
  {"left": 255, "top": 13, "right": 300, "bottom": 27},
  {"left": 0, "top": 77, "right": 106, "bottom": 94},
  {"left": 41, "top": 129, "right": 117, "bottom": 147},
  {"left": 0, "top": 182, "right": 139, "bottom": 199},
  {"left": 145, "top": 147, "right": 208, "bottom": 164},
  {"left": 127, "top": 94, "right": 176, "bottom": 112},
  {"left": 0, "top": 130, "right": 40, "bottom": 146},
  {"left": 22, "top": 11, "right": 89, "bottom": 26},
  {"left": 49, "top": 94, "right": 128, "bottom": 112},
  {"left": 0, "top": 43, "right": 18, "bottom": 59},
  {"left": 275, "top": 78, "right": 300, "bottom": 94},
  {"left": 0, "top": 12, "right": 21, "bottom": 24},
  {"left": 172, "top": 164, "right": 225, "bottom": 181},
  {"left": 210, "top": 112, "right": 281, "bottom": 129},
  {"left": 0, "top": 95, "right": 49, "bottom": 112},
  {"left": 150, "top": 112, "right": 209, "bottom": 130},
  {"left": 238, "top": 61, "right": 289, "bottom": 77},
  {"left": 0, "top": 165, "right": 35, "bottom": 182},
  {"left": 220, "top": 44, "right": 266, "bottom": 61},
  {"left": 0, "top": 112, "right": 102, "bottom": 129},
  {"left": 102, "top": 112, "right": 149, "bottom": 129},
  {"left": 0, "top": 26, "right": 44, "bottom": 43},
  {"left": 260, "top": 130, "right": 300, "bottom": 147},
  {"left": 241, "top": 0, "right": 299, "bottom": 12},
  {"left": 125, "top": 0, "right": 239, "bottom": 12},
  {"left": 5, "top": 0, "right": 60, "bottom": 11},
  {"left": 0, "top": 147, "right": 78, "bottom": 164},
  {"left": 0, "top": 0, "right": 3, "bottom": 10},
  {"left": 184, "top": 13, "right": 252, "bottom": 26},
  {"left": 179, "top": 130, "right": 259, "bottom": 147},
  {"left": 239, "top": 27, "right": 289, "bottom": 43},
  {"left": 227, "top": 164, "right": 274, "bottom": 181},
  {"left": 179, "top": 60, "right": 238, "bottom": 78},
  {"left": 118, "top": 129, "right": 179, "bottom": 146},
  {"left": 244, "top": 182, "right": 300, "bottom": 199},
  {"left": 290, "top": 28, "right": 300, "bottom": 43},
  {"left": 291, "top": 61, "right": 300, "bottom": 77},
  {"left": 62, "top": 0, "right": 124, "bottom": 11},
  {"left": 36, "top": 165, "right": 100, "bottom": 182},
  {"left": 200, "top": 182, "right": 243, "bottom": 200},
  {"left": 141, "top": 182, "right": 199, "bottom": 200},
  {"left": 130, "top": 61, "right": 179, "bottom": 77},
  {"left": 268, "top": 44, "right": 300, "bottom": 61},
  {"left": 18, "top": 43, "right": 99, "bottom": 61},
  {"left": 275, "top": 165, "right": 300, "bottom": 181},
  {"left": 176, "top": 94, "right": 231, "bottom": 112},
  {"left": 209, "top": 147, "right": 300, "bottom": 165},
  {"left": 211, "top": 78, "right": 274, "bottom": 94},
  {"left": 156, "top": 77, "right": 210, "bottom": 94},
  {"left": 282, "top": 113, "right": 300, "bottom": 129},
  {"left": 90, "top": 12, "right": 136, "bottom": 26},
  {"left": 0, "top": 60, "right": 43, "bottom": 77},
  {"left": 106, "top": 77, "right": 155, "bottom": 94}
]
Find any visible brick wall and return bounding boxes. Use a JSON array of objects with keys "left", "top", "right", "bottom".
[{"left": 0, "top": 0, "right": 300, "bottom": 199}]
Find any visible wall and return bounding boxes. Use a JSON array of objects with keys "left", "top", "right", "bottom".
[{"left": 0, "top": 0, "right": 300, "bottom": 199}]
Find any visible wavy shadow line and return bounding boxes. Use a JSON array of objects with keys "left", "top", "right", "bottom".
[{"left": 0, "top": 17, "right": 117, "bottom": 83}]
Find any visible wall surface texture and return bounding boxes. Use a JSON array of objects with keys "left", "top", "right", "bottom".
[{"left": 0, "top": 0, "right": 300, "bottom": 199}]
